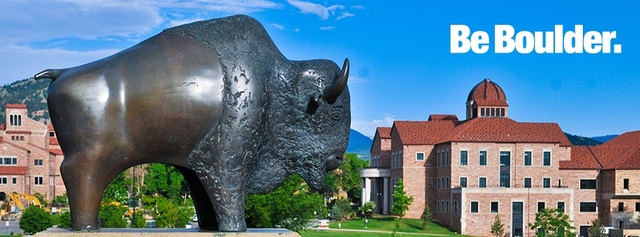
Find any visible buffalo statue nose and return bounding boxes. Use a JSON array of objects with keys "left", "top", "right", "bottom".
[{"left": 325, "top": 154, "right": 343, "bottom": 171}]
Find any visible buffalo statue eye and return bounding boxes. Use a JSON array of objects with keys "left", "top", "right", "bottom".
[{"left": 331, "top": 111, "right": 341, "bottom": 120}]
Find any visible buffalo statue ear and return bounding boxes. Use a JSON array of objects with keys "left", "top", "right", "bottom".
[{"left": 306, "top": 93, "right": 321, "bottom": 114}]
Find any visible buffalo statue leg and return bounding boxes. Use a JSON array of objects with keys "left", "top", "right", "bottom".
[
  {"left": 60, "top": 152, "right": 119, "bottom": 230},
  {"left": 175, "top": 166, "right": 218, "bottom": 230}
]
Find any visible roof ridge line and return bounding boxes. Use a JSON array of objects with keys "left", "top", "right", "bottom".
[{"left": 587, "top": 146, "right": 604, "bottom": 169}]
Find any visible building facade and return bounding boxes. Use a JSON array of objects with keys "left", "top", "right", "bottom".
[
  {"left": 0, "top": 104, "right": 65, "bottom": 201},
  {"left": 363, "top": 79, "right": 640, "bottom": 236}
]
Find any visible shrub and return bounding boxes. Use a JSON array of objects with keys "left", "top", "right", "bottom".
[
  {"left": 19, "top": 206, "right": 52, "bottom": 235},
  {"left": 99, "top": 204, "right": 128, "bottom": 228}
]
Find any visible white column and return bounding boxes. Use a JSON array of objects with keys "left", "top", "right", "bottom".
[
  {"left": 383, "top": 177, "right": 390, "bottom": 214},
  {"left": 361, "top": 178, "right": 366, "bottom": 205},
  {"left": 364, "top": 178, "right": 372, "bottom": 204}
]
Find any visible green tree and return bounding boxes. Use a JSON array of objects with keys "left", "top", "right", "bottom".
[
  {"left": 359, "top": 201, "right": 376, "bottom": 219},
  {"left": 491, "top": 215, "right": 505, "bottom": 237},
  {"left": 528, "top": 208, "right": 574, "bottom": 237},
  {"left": 52, "top": 194, "right": 68, "bottom": 207},
  {"left": 152, "top": 196, "right": 193, "bottom": 228},
  {"left": 327, "top": 153, "right": 369, "bottom": 203},
  {"left": 19, "top": 206, "right": 52, "bottom": 235},
  {"left": 103, "top": 172, "right": 132, "bottom": 203},
  {"left": 99, "top": 203, "right": 128, "bottom": 228},
  {"left": 392, "top": 179, "right": 413, "bottom": 236},
  {"left": 130, "top": 210, "right": 147, "bottom": 228},
  {"left": 421, "top": 205, "right": 433, "bottom": 230},
  {"left": 245, "top": 174, "right": 324, "bottom": 232},
  {"left": 392, "top": 179, "right": 413, "bottom": 218},
  {"left": 143, "top": 164, "right": 188, "bottom": 204},
  {"left": 330, "top": 198, "right": 353, "bottom": 221},
  {"left": 588, "top": 219, "right": 605, "bottom": 237},
  {"left": 57, "top": 212, "right": 73, "bottom": 228}
]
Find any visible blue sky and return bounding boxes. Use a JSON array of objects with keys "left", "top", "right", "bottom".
[{"left": 1, "top": 1, "right": 638, "bottom": 138}]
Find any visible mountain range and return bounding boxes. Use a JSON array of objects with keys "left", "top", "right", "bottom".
[{"left": 0, "top": 78, "right": 617, "bottom": 159}]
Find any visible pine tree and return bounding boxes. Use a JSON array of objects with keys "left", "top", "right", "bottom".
[
  {"left": 391, "top": 179, "right": 413, "bottom": 237},
  {"left": 491, "top": 215, "right": 505, "bottom": 237},
  {"left": 421, "top": 205, "right": 432, "bottom": 230}
]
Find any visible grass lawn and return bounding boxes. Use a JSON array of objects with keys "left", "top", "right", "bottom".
[{"left": 300, "top": 217, "right": 467, "bottom": 237}]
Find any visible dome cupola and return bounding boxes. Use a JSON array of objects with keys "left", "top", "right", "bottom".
[{"left": 466, "top": 79, "right": 509, "bottom": 119}]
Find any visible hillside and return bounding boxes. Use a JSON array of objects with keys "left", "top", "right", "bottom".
[
  {"left": 591, "top": 135, "right": 618, "bottom": 143},
  {"left": 347, "top": 129, "right": 372, "bottom": 160},
  {"left": 0, "top": 78, "right": 51, "bottom": 122},
  {"left": 564, "top": 133, "right": 602, "bottom": 146}
]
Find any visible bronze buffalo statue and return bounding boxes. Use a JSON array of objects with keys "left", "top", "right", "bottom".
[{"left": 34, "top": 15, "right": 350, "bottom": 231}]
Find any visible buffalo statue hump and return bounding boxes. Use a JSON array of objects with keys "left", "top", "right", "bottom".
[{"left": 34, "top": 14, "right": 350, "bottom": 232}]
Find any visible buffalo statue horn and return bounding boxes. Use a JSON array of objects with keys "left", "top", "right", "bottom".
[{"left": 323, "top": 58, "right": 349, "bottom": 104}]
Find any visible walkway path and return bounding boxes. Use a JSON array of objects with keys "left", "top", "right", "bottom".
[{"left": 312, "top": 227, "right": 453, "bottom": 236}]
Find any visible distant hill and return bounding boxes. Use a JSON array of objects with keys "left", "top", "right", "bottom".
[
  {"left": 347, "top": 129, "right": 372, "bottom": 160},
  {"left": 0, "top": 78, "right": 51, "bottom": 123},
  {"left": 590, "top": 135, "right": 618, "bottom": 144},
  {"left": 564, "top": 133, "right": 601, "bottom": 146}
]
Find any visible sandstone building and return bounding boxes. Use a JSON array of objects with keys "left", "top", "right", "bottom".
[
  {"left": 0, "top": 104, "right": 65, "bottom": 201},
  {"left": 363, "top": 79, "right": 640, "bottom": 236}
]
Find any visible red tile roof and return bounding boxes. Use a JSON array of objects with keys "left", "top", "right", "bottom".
[
  {"left": 49, "top": 149, "right": 63, "bottom": 155},
  {"left": 560, "top": 146, "right": 602, "bottom": 169},
  {"left": 49, "top": 137, "right": 59, "bottom": 145},
  {"left": 428, "top": 114, "right": 459, "bottom": 121},
  {"left": 375, "top": 127, "right": 391, "bottom": 139},
  {"left": 466, "top": 79, "right": 508, "bottom": 106},
  {"left": 393, "top": 120, "right": 459, "bottom": 145},
  {"left": 591, "top": 131, "right": 640, "bottom": 170},
  {"left": 6, "top": 104, "right": 27, "bottom": 109},
  {"left": 0, "top": 166, "right": 27, "bottom": 175},
  {"left": 438, "top": 117, "right": 571, "bottom": 146}
]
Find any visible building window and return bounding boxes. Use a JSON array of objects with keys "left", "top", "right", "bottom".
[
  {"left": 11, "top": 177, "right": 16, "bottom": 184},
  {"left": 416, "top": 152, "right": 424, "bottom": 161},
  {"left": 524, "top": 177, "right": 532, "bottom": 188},
  {"left": 471, "top": 202, "right": 479, "bottom": 213},
  {"left": 479, "top": 150, "right": 487, "bottom": 165},
  {"left": 580, "top": 179, "right": 597, "bottom": 189},
  {"left": 446, "top": 201, "right": 449, "bottom": 213},
  {"left": 635, "top": 202, "right": 640, "bottom": 212},
  {"left": 557, "top": 202, "right": 565, "bottom": 213},
  {"left": 460, "top": 177, "right": 467, "bottom": 188},
  {"left": 619, "top": 202, "right": 625, "bottom": 212},
  {"left": 9, "top": 114, "right": 22, "bottom": 126},
  {"left": 0, "top": 157, "right": 17, "bottom": 166},
  {"left": 538, "top": 202, "right": 546, "bottom": 212},
  {"left": 543, "top": 178, "right": 551, "bottom": 188},
  {"left": 34, "top": 159, "right": 43, "bottom": 166},
  {"left": 445, "top": 177, "right": 449, "bottom": 189},
  {"left": 491, "top": 108, "right": 495, "bottom": 116},
  {"left": 479, "top": 177, "right": 487, "bottom": 188},
  {"left": 524, "top": 151, "right": 532, "bottom": 166},
  {"left": 445, "top": 150, "right": 450, "bottom": 166},
  {"left": 499, "top": 151, "right": 510, "bottom": 166},
  {"left": 624, "top": 179, "right": 630, "bottom": 190},
  {"left": 455, "top": 201, "right": 459, "bottom": 213},
  {"left": 500, "top": 174, "right": 510, "bottom": 188},
  {"left": 543, "top": 151, "right": 551, "bottom": 166},
  {"left": 34, "top": 176, "right": 43, "bottom": 186},
  {"left": 580, "top": 202, "right": 597, "bottom": 212},
  {"left": 491, "top": 202, "right": 499, "bottom": 213},
  {"left": 460, "top": 150, "right": 468, "bottom": 165},
  {"left": 500, "top": 108, "right": 505, "bottom": 116},
  {"left": 481, "top": 108, "right": 485, "bottom": 117},
  {"left": 0, "top": 177, "right": 7, "bottom": 184}
]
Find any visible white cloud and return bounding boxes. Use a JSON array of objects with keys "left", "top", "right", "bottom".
[
  {"left": 0, "top": 45, "right": 118, "bottom": 85},
  {"left": 319, "top": 26, "right": 335, "bottom": 31},
  {"left": 270, "top": 23, "right": 285, "bottom": 30},
  {"left": 351, "top": 5, "right": 366, "bottom": 10},
  {"left": 351, "top": 115, "right": 396, "bottom": 138},
  {"left": 168, "top": 17, "right": 209, "bottom": 27},
  {"left": 156, "top": 0, "right": 281, "bottom": 13},
  {"left": 336, "top": 12, "right": 355, "bottom": 20},
  {"left": 293, "top": 28, "right": 301, "bottom": 32},
  {"left": 286, "top": 0, "right": 344, "bottom": 20}
]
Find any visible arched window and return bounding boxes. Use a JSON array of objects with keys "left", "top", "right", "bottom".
[
  {"left": 17, "top": 115, "right": 21, "bottom": 126},
  {"left": 9, "top": 115, "right": 14, "bottom": 126}
]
